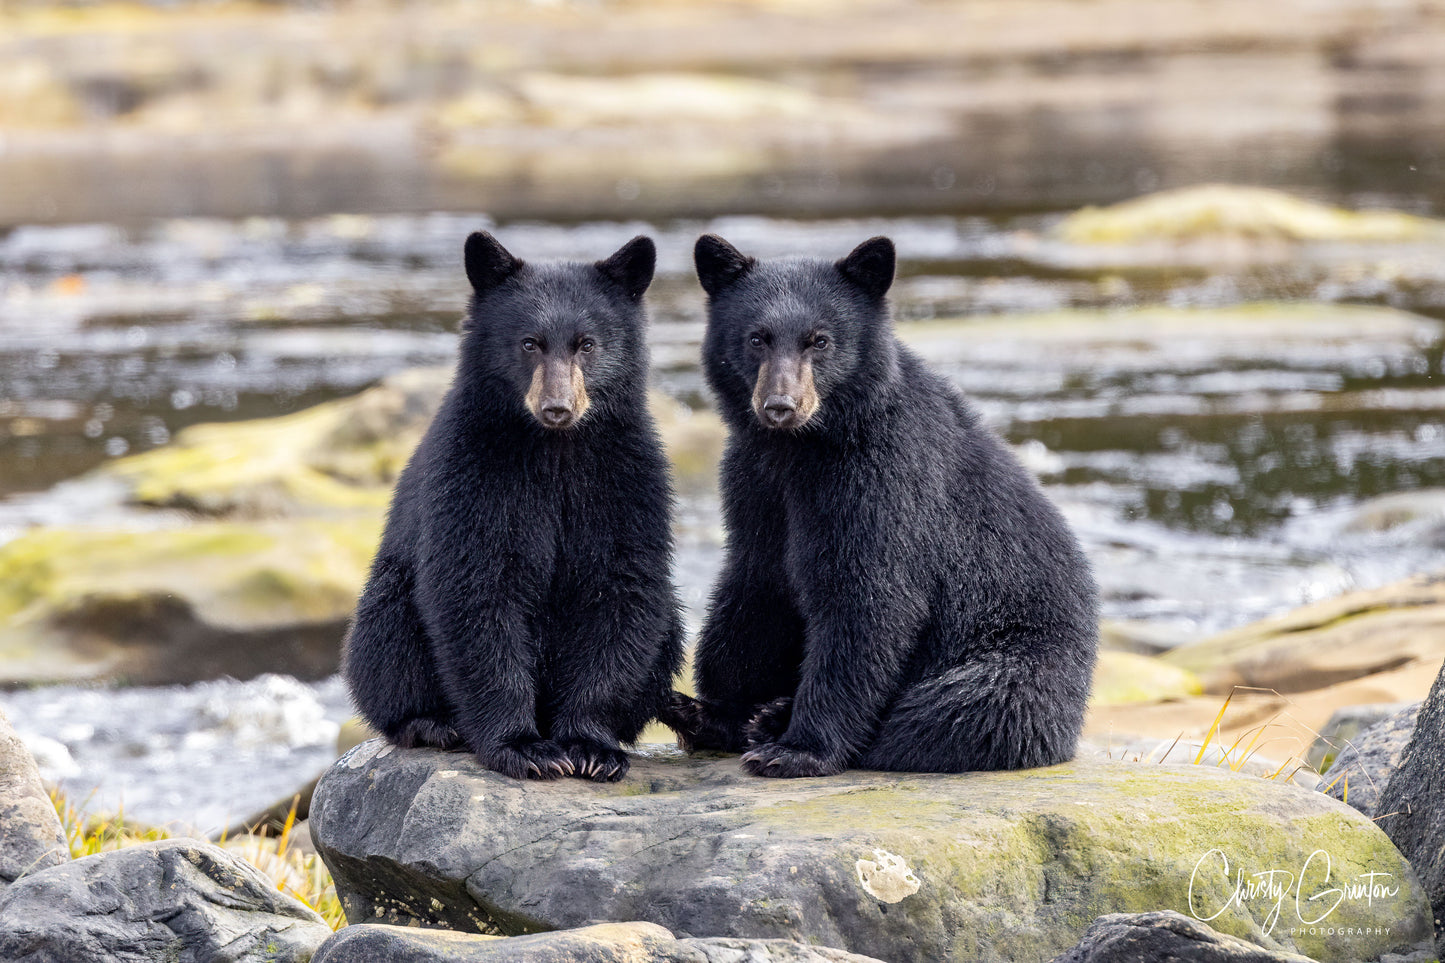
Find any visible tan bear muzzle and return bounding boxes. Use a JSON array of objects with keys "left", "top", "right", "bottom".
[
  {"left": 526, "top": 357, "right": 590, "bottom": 429},
  {"left": 752, "top": 355, "right": 819, "bottom": 430}
]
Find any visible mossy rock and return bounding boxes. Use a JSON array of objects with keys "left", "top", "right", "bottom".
[
  {"left": 99, "top": 367, "right": 450, "bottom": 518},
  {"left": 0, "top": 516, "right": 381, "bottom": 686},
  {"left": 1090, "top": 650, "right": 1202, "bottom": 707},
  {"left": 98, "top": 366, "right": 724, "bottom": 517},
  {"left": 310, "top": 743, "right": 1432, "bottom": 963},
  {"left": 1161, "top": 573, "right": 1445, "bottom": 695},
  {"left": 1055, "top": 184, "right": 1445, "bottom": 245}
]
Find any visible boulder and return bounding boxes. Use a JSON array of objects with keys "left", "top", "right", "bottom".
[
  {"left": 1375, "top": 661, "right": 1445, "bottom": 953},
  {"left": 310, "top": 741, "right": 1432, "bottom": 963},
  {"left": 0, "top": 707, "right": 69, "bottom": 892},
  {"left": 0, "top": 838, "right": 332, "bottom": 963},
  {"left": 0, "top": 516, "right": 380, "bottom": 685},
  {"left": 1047, "top": 910, "right": 1315, "bottom": 963},
  {"left": 1160, "top": 574, "right": 1445, "bottom": 696},
  {"left": 1306, "top": 702, "right": 1415, "bottom": 775},
  {"left": 312, "top": 921, "right": 887, "bottom": 963}
]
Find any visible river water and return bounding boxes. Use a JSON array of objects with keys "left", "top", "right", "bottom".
[{"left": 2, "top": 209, "right": 1444, "bottom": 832}]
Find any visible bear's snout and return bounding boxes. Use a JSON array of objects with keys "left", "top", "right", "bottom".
[
  {"left": 526, "top": 357, "right": 591, "bottom": 430},
  {"left": 762, "top": 395, "right": 799, "bottom": 429},
  {"left": 751, "top": 355, "right": 819, "bottom": 431}
]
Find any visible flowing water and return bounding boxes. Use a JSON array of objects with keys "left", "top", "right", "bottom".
[{"left": 2, "top": 210, "right": 1444, "bottom": 832}]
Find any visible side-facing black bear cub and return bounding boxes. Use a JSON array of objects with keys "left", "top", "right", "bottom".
[
  {"left": 344, "top": 232, "right": 684, "bottom": 782},
  {"left": 660, "top": 234, "right": 1097, "bottom": 777}
]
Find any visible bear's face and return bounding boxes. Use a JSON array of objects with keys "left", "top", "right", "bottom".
[
  {"left": 461, "top": 232, "right": 655, "bottom": 430},
  {"left": 696, "top": 235, "right": 895, "bottom": 432}
]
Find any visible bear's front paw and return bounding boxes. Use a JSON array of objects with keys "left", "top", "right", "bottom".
[
  {"left": 561, "top": 738, "right": 630, "bottom": 782},
  {"left": 740, "top": 742, "right": 844, "bottom": 779},
  {"left": 744, "top": 697, "right": 793, "bottom": 748},
  {"left": 481, "top": 738, "right": 573, "bottom": 780}
]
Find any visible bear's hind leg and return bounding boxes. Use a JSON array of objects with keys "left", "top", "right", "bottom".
[
  {"left": 343, "top": 556, "right": 459, "bottom": 751},
  {"left": 393, "top": 717, "right": 465, "bottom": 750},
  {"left": 859, "top": 650, "right": 1090, "bottom": 773}
]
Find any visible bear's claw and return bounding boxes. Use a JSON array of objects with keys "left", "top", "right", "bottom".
[
  {"left": 482, "top": 738, "right": 573, "bottom": 780},
  {"left": 561, "top": 739, "right": 630, "bottom": 782},
  {"left": 740, "top": 742, "right": 844, "bottom": 779},
  {"left": 744, "top": 697, "right": 794, "bottom": 747}
]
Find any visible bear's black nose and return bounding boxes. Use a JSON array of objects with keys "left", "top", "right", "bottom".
[
  {"left": 762, "top": 395, "right": 797, "bottom": 428},
  {"left": 541, "top": 403, "right": 574, "bottom": 428}
]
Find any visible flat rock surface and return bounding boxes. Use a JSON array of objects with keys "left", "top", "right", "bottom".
[
  {"left": 0, "top": 707, "right": 68, "bottom": 891},
  {"left": 311, "top": 741, "right": 1432, "bottom": 963},
  {"left": 0, "top": 838, "right": 332, "bottom": 963}
]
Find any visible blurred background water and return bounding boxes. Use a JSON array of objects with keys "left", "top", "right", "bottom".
[{"left": 1, "top": 0, "right": 1443, "bottom": 834}]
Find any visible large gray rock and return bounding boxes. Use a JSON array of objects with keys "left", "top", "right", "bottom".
[
  {"left": 1047, "top": 911, "right": 1315, "bottom": 962},
  {"left": 1375, "top": 660, "right": 1445, "bottom": 953},
  {"left": 311, "top": 740, "right": 1433, "bottom": 963},
  {"left": 1322, "top": 702, "right": 1423, "bottom": 816},
  {"left": 312, "top": 921, "right": 887, "bottom": 963},
  {"left": 0, "top": 707, "right": 68, "bottom": 891},
  {"left": 0, "top": 838, "right": 332, "bottom": 963}
]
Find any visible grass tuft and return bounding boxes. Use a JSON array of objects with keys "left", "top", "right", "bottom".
[{"left": 49, "top": 788, "right": 346, "bottom": 929}]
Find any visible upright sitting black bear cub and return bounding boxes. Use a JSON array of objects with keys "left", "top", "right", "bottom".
[
  {"left": 661, "top": 235, "right": 1097, "bottom": 777},
  {"left": 344, "top": 232, "right": 683, "bottom": 782}
]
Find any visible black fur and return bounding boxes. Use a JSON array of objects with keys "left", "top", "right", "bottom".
[
  {"left": 661, "top": 234, "right": 1098, "bottom": 777},
  {"left": 343, "top": 232, "right": 684, "bottom": 783}
]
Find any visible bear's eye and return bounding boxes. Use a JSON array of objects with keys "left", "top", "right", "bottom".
[
  {"left": 748, "top": 333, "right": 765, "bottom": 348},
  {"left": 578, "top": 339, "right": 595, "bottom": 354},
  {"left": 812, "top": 335, "right": 829, "bottom": 350},
  {"left": 521, "top": 338, "right": 538, "bottom": 352}
]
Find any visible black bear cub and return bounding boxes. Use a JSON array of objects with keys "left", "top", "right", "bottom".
[
  {"left": 661, "top": 234, "right": 1097, "bottom": 777},
  {"left": 344, "top": 232, "right": 684, "bottom": 782}
]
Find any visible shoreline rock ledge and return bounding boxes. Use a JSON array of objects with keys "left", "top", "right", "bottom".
[{"left": 311, "top": 741, "right": 1432, "bottom": 963}]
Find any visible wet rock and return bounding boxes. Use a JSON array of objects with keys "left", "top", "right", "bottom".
[
  {"left": 312, "top": 921, "right": 887, "bottom": 963},
  {"left": 1047, "top": 910, "right": 1315, "bottom": 963},
  {"left": 1055, "top": 184, "right": 1445, "bottom": 245},
  {"left": 0, "top": 707, "right": 69, "bottom": 892},
  {"left": 310, "top": 740, "right": 1431, "bottom": 963},
  {"left": 1161, "top": 573, "right": 1445, "bottom": 696},
  {"left": 0, "top": 838, "right": 331, "bottom": 963},
  {"left": 1307, "top": 701, "right": 1416, "bottom": 776},
  {"left": 1375, "top": 661, "right": 1445, "bottom": 953},
  {"left": 1344, "top": 490, "right": 1445, "bottom": 550},
  {"left": 0, "top": 517, "right": 380, "bottom": 685},
  {"left": 1089, "top": 650, "right": 1202, "bottom": 706}
]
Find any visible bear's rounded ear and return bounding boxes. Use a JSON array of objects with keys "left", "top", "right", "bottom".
[
  {"left": 836, "top": 236, "right": 895, "bottom": 300},
  {"left": 695, "top": 234, "right": 755, "bottom": 298},
  {"left": 596, "top": 235, "right": 656, "bottom": 302},
  {"left": 464, "top": 231, "right": 523, "bottom": 294}
]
